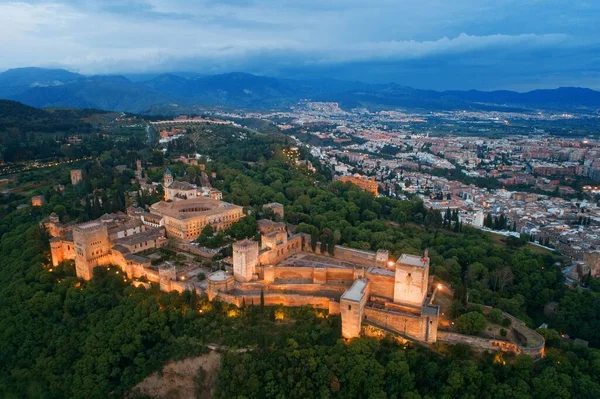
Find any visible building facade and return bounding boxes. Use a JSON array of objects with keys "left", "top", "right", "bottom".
[
  {"left": 340, "top": 174, "right": 379, "bottom": 196},
  {"left": 150, "top": 197, "right": 244, "bottom": 241}
]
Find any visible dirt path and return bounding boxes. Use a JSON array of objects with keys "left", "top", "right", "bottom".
[{"left": 129, "top": 350, "right": 222, "bottom": 399}]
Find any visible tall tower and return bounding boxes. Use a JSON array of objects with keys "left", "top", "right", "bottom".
[
  {"left": 70, "top": 169, "right": 83, "bottom": 185},
  {"left": 73, "top": 222, "right": 110, "bottom": 281},
  {"left": 163, "top": 169, "right": 174, "bottom": 200},
  {"left": 393, "top": 251, "right": 430, "bottom": 308},
  {"left": 233, "top": 239, "right": 259, "bottom": 282},
  {"left": 163, "top": 169, "right": 174, "bottom": 187}
]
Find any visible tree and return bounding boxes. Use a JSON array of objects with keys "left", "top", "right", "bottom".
[
  {"left": 489, "top": 308, "right": 504, "bottom": 324},
  {"left": 310, "top": 230, "right": 318, "bottom": 252},
  {"left": 456, "top": 311, "right": 487, "bottom": 335}
]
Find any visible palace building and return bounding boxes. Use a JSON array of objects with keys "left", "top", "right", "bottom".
[
  {"left": 47, "top": 196, "right": 244, "bottom": 280},
  {"left": 150, "top": 197, "right": 244, "bottom": 240},
  {"left": 46, "top": 211, "right": 168, "bottom": 281},
  {"left": 163, "top": 169, "right": 222, "bottom": 201}
]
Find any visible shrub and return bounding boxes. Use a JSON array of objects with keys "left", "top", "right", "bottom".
[
  {"left": 502, "top": 317, "right": 512, "bottom": 327},
  {"left": 500, "top": 328, "right": 507, "bottom": 337},
  {"left": 471, "top": 304, "right": 484, "bottom": 313}
]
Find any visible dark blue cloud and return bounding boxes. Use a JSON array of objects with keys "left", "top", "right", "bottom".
[{"left": 1, "top": 0, "right": 599, "bottom": 90}]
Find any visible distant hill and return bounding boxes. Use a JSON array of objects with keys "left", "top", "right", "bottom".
[
  {"left": 1, "top": 67, "right": 600, "bottom": 113},
  {"left": 0, "top": 67, "right": 83, "bottom": 98},
  {"left": 0, "top": 99, "right": 109, "bottom": 134}
]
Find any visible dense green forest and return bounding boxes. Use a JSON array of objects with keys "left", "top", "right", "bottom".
[
  {"left": 0, "top": 100, "right": 147, "bottom": 162},
  {"left": 2, "top": 111, "right": 600, "bottom": 398}
]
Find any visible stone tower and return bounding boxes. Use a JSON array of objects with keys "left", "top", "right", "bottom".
[
  {"left": 233, "top": 239, "right": 259, "bottom": 282},
  {"left": 393, "top": 251, "right": 430, "bottom": 308},
  {"left": 73, "top": 221, "right": 111, "bottom": 281},
  {"left": 163, "top": 169, "right": 173, "bottom": 188},
  {"left": 70, "top": 169, "right": 83, "bottom": 186}
]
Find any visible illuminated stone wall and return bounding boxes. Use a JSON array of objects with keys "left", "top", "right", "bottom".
[{"left": 363, "top": 306, "right": 438, "bottom": 343}]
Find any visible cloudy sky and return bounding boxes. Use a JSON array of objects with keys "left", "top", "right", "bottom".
[{"left": 1, "top": 0, "right": 599, "bottom": 90}]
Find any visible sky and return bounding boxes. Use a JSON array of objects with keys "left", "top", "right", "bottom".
[{"left": 1, "top": 0, "right": 600, "bottom": 90}]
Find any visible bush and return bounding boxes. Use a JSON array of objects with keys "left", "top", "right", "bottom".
[
  {"left": 502, "top": 317, "right": 512, "bottom": 327},
  {"left": 500, "top": 328, "right": 507, "bottom": 337},
  {"left": 456, "top": 311, "right": 487, "bottom": 335},
  {"left": 471, "top": 304, "right": 484, "bottom": 313},
  {"left": 197, "top": 272, "right": 206, "bottom": 281},
  {"left": 489, "top": 308, "right": 504, "bottom": 324}
]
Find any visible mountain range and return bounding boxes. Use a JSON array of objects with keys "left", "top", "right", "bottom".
[{"left": 1, "top": 67, "right": 600, "bottom": 114}]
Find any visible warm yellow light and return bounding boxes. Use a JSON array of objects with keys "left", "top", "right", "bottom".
[
  {"left": 227, "top": 309, "right": 239, "bottom": 318},
  {"left": 274, "top": 310, "right": 285, "bottom": 320},
  {"left": 48, "top": 268, "right": 53, "bottom": 272},
  {"left": 437, "top": 284, "right": 443, "bottom": 290},
  {"left": 387, "top": 261, "right": 395, "bottom": 267},
  {"left": 493, "top": 352, "right": 506, "bottom": 366}
]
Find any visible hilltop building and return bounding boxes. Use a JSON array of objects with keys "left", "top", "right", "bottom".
[
  {"left": 46, "top": 211, "right": 168, "bottom": 281},
  {"left": 339, "top": 174, "right": 379, "bottom": 196},
  {"left": 70, "top": 169, "right": 83, "bottom": 185},
  {"left": 162, "top": 169, "right": 222, "bottom": 201},
  {"left": 207, "top": 222, "right": 439, "bottom": 344},
  {"left": 150, "top": 197, "right": 244, "bottom": 240},
  {"left": 31, "top": 195, "right": 45, "bottom": 207}
]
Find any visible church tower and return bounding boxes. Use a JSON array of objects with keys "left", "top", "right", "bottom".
[{"left": 163, "top": 169, "right": 174, "bottom": 188}]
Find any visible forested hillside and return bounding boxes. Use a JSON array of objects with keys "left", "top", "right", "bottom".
[
  {"left": 0, "top": 100, "right": 144, "bottom": 163},
  {"left": 1, "top": 119, "right": 600, "bottom": 398}
]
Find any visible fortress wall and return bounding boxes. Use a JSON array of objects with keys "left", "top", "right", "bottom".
[
  {"left": 365, "top": 271, "right": 394, "bottom": 300},
  {"left": 333, "top": 246, "right": 378, "bottom": 267},
  {"left": 216, "top": 292, "right": 332, "bottom": 309},
  {"left": 130, "top": 263, "right": 159, "bottom": 282},
  {"left": 309, "top": 245, "right": 379, "bottom": 267},
  {"left": 265, "top": 283, "right": 348, "bottom": 295},
  {"left": 313, "top": 268, "right": 326, "bottom": 284},
  {"left": 50, "top": 240, "right": 75, "bottom": 266},
  {"left": 145, "top": 269, "right": 160, "bottom": 283},
  {"left": 274, "top": 266, "right": 314, "bottom": 281},
  {"left": 325, "top": 268, "right": 355, "bottom": 283},
  {"left": 437, "top": 332, "right": 524, "bottom": 355},
  {"left": 364, "top": 307, "right": 432, "bottom": 342},
  {"left": 362, "top": 325, "right": 410, "bottom": 344},
  {"left": 329, "top": 301, "right": 341, "bottom": 315}
]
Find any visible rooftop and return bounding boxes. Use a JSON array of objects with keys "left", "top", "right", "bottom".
[
  {"left": 398, "top": 254, "right": 427, "bottom": 268},
  {"left": 208, "top": 270, "right": 232, "bottom": 282},
  {"left": 341, "top": 278, "right": 368, "bottom": 302},
  {"left": 151, "top": 197, "right": 241, "bottom": 220}
]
